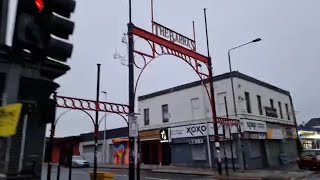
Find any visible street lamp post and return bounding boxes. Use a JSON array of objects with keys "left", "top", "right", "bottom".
[
  {"left": 228, "top": 38, "right": 261, "bottom": 117},
  {"left": 228, "top": 38, "right": 261, "bottom": 170},
  {"left": 101, "top": 91, "right": 107, "bottom": 164}
]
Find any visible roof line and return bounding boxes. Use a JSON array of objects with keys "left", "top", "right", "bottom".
[{"left": 138, "top": 71, "right": 290, "bottom": 101}]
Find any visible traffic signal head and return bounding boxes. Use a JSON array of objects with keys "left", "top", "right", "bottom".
[
  {"left": 47, "top": 0, "right": 76, "bottom": 61},
  {"left": 13, "top": 0, "right": 76, "bottom": 62}
]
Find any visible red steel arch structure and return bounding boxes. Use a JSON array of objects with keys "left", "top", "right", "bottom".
[
  {"left": 47, "top": 92, "right": 131, "bottom": 180},
  {"left": 126, "top": 4, "right": 233, "bottom": 177}
]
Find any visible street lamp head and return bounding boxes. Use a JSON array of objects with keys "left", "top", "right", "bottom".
[
  {"left": 101, "top": 91, "right": 107, "bottom": 94},
  {"left": 252, "top": 38, "right": 261, "bottom": 43}
]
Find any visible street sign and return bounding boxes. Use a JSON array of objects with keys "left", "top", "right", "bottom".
[
  {"left": 160, "top": 129, "right": 169, "bottom": 143},
  {"left": 128, "top": 115, "right": 138, "bottom": 137},
  {"left": 0, "top": 103, "right": 23, "bottom": 136},
  {"left": 189, "top": 138, "right": 203, "bottom": 144}
]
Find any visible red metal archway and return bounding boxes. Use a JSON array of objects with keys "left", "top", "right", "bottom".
[{"left": 47, "top": 93, "right": 131, "bottom": 180}]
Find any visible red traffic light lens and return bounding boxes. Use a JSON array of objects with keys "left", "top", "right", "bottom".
[{"left": 35, "top": 0, "right": 44, "bottom": 12}]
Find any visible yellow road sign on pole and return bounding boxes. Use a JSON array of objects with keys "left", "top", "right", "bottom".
[{"left": 0, "top": 103, "right": 23, "bottom": 136}]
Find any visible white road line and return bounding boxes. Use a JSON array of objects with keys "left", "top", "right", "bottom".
[
  {"left": 115, "top": 174, "right": 128, "bottom": 177},
  {"left": 145, "top": 177, "right": 172, "bottom": 180}
]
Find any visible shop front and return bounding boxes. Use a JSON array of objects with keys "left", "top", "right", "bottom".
[
  {"left": 281, "top": 125, "right": 298, "bottom": 162},
  {"left": 170, "top": 123, "right": 215, "bottom": 167},
  {"left": 139, "top": 128, "right": 171, "bottom": 165},
  {"left": 265, "top": 123, "right": 298, "bottom": 167},
  {"left": 265, "top": 123, "right": 284, "bottom": 167},
  {"left": 240, "top": 119, "right": 268, "bottom": 169},
  {"left": 298, "top": 126, "right": 320, "bottom": 151}
]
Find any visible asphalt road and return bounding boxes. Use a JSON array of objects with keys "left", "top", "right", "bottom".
[{"left": 42, "top": 166, "right": 213, "bottom": 180}]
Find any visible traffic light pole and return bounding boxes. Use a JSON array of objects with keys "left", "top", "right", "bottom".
[
  {"left": 204, "top": 9, "right": 222, "bottom": 175},
  {"left": 0, "top": 0, "right": 8, "bottom": 44}
]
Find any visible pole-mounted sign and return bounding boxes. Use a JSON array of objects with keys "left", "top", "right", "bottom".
[
  {"left": 129, "top": 115, "right": 138, "bottom": 138},
  {"left": 0, "top": 103, "right": 23, "bottom": 137}
]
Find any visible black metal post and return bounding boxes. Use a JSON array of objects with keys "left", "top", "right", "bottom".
[
  {"left": 128, "top": 22, "right": 136, "bottom": 180},
  {"left": 224, "top": 96, "right": 235, "bottom": 173},
  {"left": 47, "top": 123, "right": 54, "bottom": 180},
  {"left": 47, "top": 92, "right": 58, "bottom": 180},
  {"left": 93, "top": 64, "right": 101, "bottom": 180},
  {"left": 68, "top": 146, "right": 73, "bottom": 180},
  {"left": 56, "top": 148, "right": 62, "bottom": 180},
  {"left": 223, "top": 97, "right": 229, "bottom": 176},
  {"left": 128, "top": 0, "right": 135, "bottom": 179},
  {"left": 222, "top": 124, "right": 228, "bottom": 176},
  {"left": 228, "top": 51, "right": 237, "bottom": 118},
  {"left": 204, "top": 8, "right": 222, "bottom": 175},
  {"left": 136, "top": 134, "right": 140, "bottom": 180},
  {"left": 0, "top": 0, "right": 8, "bottom": 44}
]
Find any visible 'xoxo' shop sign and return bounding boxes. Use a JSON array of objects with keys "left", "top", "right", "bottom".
[{"left": 170, "top": 123, "right": 211, "bottom": 139}]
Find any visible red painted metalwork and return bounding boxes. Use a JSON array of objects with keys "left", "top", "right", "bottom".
[
  {"left": 216, "top": 117, "right": 239, "bottom": 125},
  {"left": 132, "top": 26, "right": 208, "bottom": 64},
  {"left": 55, "top": 95, "right": 130, "bottom": 115}
]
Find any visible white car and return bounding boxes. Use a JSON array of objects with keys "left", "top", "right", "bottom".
[{"left": 72, "top": 155, "right": 90, "bottom": 168}]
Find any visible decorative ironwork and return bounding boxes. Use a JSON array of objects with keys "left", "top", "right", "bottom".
[
  {"left": 216, "top": 117, "right": 239, "bottom": 125},
  {"left": 55, "top": 95, "right": 130, "bottom": 115},
  {"left": 131, "top": 24, "right": 209, "bottom": 79}
]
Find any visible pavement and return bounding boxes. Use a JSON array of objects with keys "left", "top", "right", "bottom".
[{"left": 98, "top": 163, "right": 316, "bottom": 180}]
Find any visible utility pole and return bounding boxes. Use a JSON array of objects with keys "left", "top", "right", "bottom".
[
  {"left": 204, "top": 8, "right": 222, "bottom": 175},
  {"left": 128, "top": 1, "right": 136, "bottom": 179},
  {"left": 93, "top": 64, "right": 101, "bottom": 180}
]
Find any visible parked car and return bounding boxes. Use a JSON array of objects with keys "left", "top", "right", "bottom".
[
  {"left": 72, "top": 155, "right": 90, "bottom": 168},
  {"left": 297, "top": 150, "right": 320, "bottom": 170}
]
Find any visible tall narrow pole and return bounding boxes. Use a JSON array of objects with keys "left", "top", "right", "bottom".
[
  {"left": 102, "top": 91, "right": 107, "bottom": 164},
  {"left": 128, "top": 0, "right": 135, "bottom": 179},
  {"left": 228, "top": 50, "right": 244, "bottom": 170},
  {"left": 68, "top": 144, "right": 73, "bottom": 180},
  {"left": 47, "top": 92, "right": 58, "bottom": 180},
  {"left": 0, "top": 0, "right": 8, "bottom": 44},
  {"left": 225, "top": 96, "right": 235, "bottom": 172},
  {"left": 93, "top": 64, "right": 101, "bottom": 180},
  {"left": 228, "top": 51, "right": 237, "bottom": 117},
  {"left": 204, "top": 8, "right": 222, "bottom": 175},
  {"left": 223, "top": 96, "right": 229, "bottom": 175}
]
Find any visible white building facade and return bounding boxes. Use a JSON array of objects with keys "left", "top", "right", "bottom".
[{"left": 137, "top": 71, "right": 298, "bottom": 169}]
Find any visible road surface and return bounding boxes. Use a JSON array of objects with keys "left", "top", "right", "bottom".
[{"left": 42, "top": 166, "right": 213, "bottom": 180}]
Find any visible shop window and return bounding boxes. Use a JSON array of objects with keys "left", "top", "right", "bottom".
[
  {"left": 278, "top": 101, "right": 283, "bottom": 119},
  {"left": 191, "top": 144, "right": 206, "bottom": 160},
  {"left": 285, "top": 103, "right": 291, "bottom": 120},
  {"left": 257, "top": 95, "right": 263, "bottom": 115},
  {"left": 162, "top": 104, "right": 169, "bottom": 123},
  {"left": 191, "top": 98, "right": 200, "bottom": 119},
  {"left": 144, "top": 108, "right": 150, "bottom": 125},
  {"left": 270, "top": 99, "right": 274, "bottom": 109},
  {"left": 245, "top": 92, "right": 251, "bottom": 113}
]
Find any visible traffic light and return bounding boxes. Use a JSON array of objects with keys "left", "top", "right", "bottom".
[
  {"left": 12, "top": 0, "right": 76, "bottom": 62},
  {"left": 46, "top": 0, "right": 76, "bottom": 61},
  {"left": 12, "top": 0, "right": 47, "bottom": 55}
]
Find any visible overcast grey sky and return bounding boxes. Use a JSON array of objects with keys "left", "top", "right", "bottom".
[{"left": 28, "top": 0, "right": 319, "bottom": 137}]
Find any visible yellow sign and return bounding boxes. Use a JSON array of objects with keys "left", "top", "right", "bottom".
[{"left": 0, "top": 103, "right": 23, "bottom": 136}]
